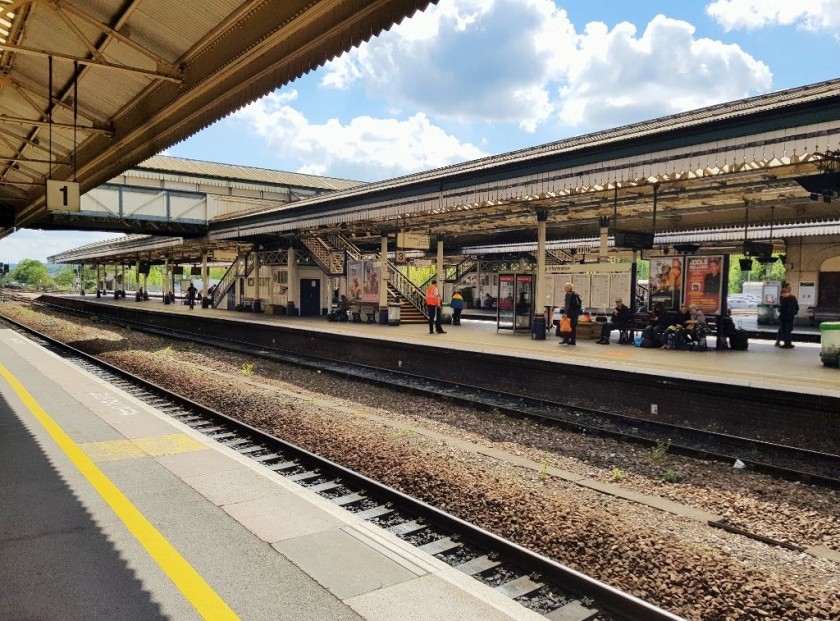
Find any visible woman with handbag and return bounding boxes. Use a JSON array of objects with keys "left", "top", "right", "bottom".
[{"left": 559, "top": 282, "right": 582, "bottom": 346}]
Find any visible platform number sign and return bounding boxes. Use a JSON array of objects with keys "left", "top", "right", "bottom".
[{"left": 46, "top": 179, "right": 81, "bottom": 212}]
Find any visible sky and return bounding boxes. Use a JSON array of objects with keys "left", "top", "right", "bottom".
[{"left": 2, "top": 0, "right": 839, "bottom": 264}]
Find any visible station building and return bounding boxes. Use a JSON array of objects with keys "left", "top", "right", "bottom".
[{"left": 48, "top": 80, "right": 840, "bottom": 328}]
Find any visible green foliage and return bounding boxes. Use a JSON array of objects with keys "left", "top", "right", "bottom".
[
  {"left": 539, "top": 456, "right": 550, "bottom": 481},
  {"left": 728, "top": 254, "right": 786, "bottom": 293},
  {"left": 155, "top": 346, "right": 174, "bottom": 358},
  {"left": 635, "top": 260, "right": 650, "bottom": 282},
  {"left": 650, "top": 438, "right": 671, "bottom": 464},
  {"left": 10, "top": 259, "right": 50, "bottom": 286},
  {"left": 662, "top": 469, "right": 681, "bottom": 483},
  {"left": 241, "top": 363, "right": 254, "bottom": 377},
  {"left": 611, "top": 467, "right": 625, "bottom": 482},
  {"left": 53, "top": 266, "right": 77, "bottom": 289}
]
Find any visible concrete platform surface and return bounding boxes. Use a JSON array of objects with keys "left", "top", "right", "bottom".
[
  {"left": 0, "top": 328, "right": 544, "bottom": 621},
  {"left": 67, "top": 294, "right": 840, "bottom": 399}
]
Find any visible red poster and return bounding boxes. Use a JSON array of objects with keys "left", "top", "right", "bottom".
[{"left": 685, "top": 255, "right": 723, "bottom": 313}]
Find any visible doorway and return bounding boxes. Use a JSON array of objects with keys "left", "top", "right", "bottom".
[
  {"left": 300, "top": 278, "right": 321, "bottom": 316},
  {"left": 818, "top": 272, "right": 840, "bottom": 308}
]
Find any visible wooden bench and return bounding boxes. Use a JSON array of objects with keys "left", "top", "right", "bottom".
[{"left": 351, "top": 303, "right": 378, "bottom": 323}]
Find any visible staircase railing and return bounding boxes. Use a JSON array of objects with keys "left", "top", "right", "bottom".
[
  {"left": 327, "top": 233, "right": 365, "bottom": 261},
  {"left": 449, "top": 256, "right": 477, "bottom": 284},
  {"left": 386, "top": 261, "right": 428, "bottom": 317},
  {"left": 546, "top": 250, "right": 570, "bottom": 265},
  {"left": 301, "top": 236, "right": 345, "bottom": 275},
  {"left": 212, "top": 255, "right": 248, "bottom": 308}
]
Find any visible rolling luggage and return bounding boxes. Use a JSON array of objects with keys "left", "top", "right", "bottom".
[{"left": 729, "top": 329, "right": 748, "bottom": 350}]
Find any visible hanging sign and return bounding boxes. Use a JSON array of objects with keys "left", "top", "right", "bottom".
[
  {"left": 397, "top": 232, "right": 430, "bottom": 250},
  {"left": 46, "top": 179, "right": 80, "bottom": 211}
]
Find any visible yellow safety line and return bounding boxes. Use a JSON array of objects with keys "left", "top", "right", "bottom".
[{"left": 0, "top": 362, "right": 239, "bottom": 621}]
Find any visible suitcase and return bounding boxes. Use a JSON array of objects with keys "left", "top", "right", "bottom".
[{"left": 729, "top": 329, "right": 748, "bottom": 350}]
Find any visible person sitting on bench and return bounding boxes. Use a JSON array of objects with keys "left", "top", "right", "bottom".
[
  {"left": 596, "top": 298, "right": 634, "bottom": 344},
  {"left": 329, "top": 295, "right": 350, "bottom": 321}
]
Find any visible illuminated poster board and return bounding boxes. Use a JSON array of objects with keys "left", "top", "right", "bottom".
[
  {"left": 684, "top": 255, "right": 724, "bottom": 313},
  {"left": 649, "top": 257, "right": 683, "bottom": 310}
]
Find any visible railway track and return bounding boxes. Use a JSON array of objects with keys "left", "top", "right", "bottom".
[
  {"left": 2, "top": 313, "right": 682, "bottom": 621},
  {"left": 31, "top": 300, "right": 840, "bottom": 489}
]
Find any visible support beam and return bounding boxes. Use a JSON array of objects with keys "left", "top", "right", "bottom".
[{"left": 0, "top": 43, "right": 183, "bottom": 82}]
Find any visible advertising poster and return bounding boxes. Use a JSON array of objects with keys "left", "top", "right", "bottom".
[
  {"left": 347, "top": 259, "right": 365, "bottom": 301},
  {"left": 347, "top": 259, "right": 379, "bottom": 303},
  {"left": 649, "top": 256, "right": 683, "bottom": 309},
  {"left": 684, "top": 255, "right": 724, "bottom": 313}
]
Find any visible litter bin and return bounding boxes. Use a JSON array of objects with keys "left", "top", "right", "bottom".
[
  {"left": 819, "top": 322, "right": 840, "bottom": 367},
  {"left": 201, "top": 297, "right": 210, "bottom": 309},
  {"left": 756, "top": 303, "right": 778, "bottom": 325},
  {"left": 388, "top": 303, "right": 401, "bottom": 326},
  {"left": 252, "top": 299, "right": 261, "bottom": 313},
  {"left": 441, "top": 304, "right": 453, "bottom": 325},
  {"left": 531, "top": 314, "right": 546, "bottom": 340},
  {"left": 379, "top": 307, "right": 389, "bottom": 325}
]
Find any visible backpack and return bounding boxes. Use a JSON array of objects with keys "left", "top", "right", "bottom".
[{"left": 568, "top": 293, "right": 582, "bottom": 315}]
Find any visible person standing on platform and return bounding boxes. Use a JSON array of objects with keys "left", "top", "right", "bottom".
[
  {"left": 426, "top": 279, "right": 446, "bottom": 334},
  {"left": 776, "top": 284, "right": 799, "bottom": 348},
  {"left": 559, "top": 282, "right": 582, "bottom": 346},
  {"left": 450, "top": 290, "right": 465, "bottom": 325},
  {"left": 187, "top": 282, "right": 197, "bottom": 310}
]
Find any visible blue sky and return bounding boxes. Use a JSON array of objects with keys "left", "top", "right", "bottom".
[{"left": 3, "top": 0, "right": 839, "bottom": 263}]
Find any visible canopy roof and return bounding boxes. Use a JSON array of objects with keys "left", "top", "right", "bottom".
[{"left": 0, "top": 0, "right": 436, "bottom": 236}]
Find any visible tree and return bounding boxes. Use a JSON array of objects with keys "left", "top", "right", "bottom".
[
  {"left": 728, "top": 254, "right": 786, "bottom": 293},
  {"left": 53, "top": 266, "right": 77, "bottom": 289},
  {"left": 10, "top": 259, "right": 50, "bottom": 287}
]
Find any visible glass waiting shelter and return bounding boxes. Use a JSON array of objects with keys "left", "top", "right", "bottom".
[{"left": 497, "top": 273, "right": 534, "bottom": 333}]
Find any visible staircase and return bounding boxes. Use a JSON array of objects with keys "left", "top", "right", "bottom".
[
  {"left": 301, "top": 233, "right": 431, "bottom": 322},
  {"left": 386, "top": 284, "right": 426, "bottom": 323},
  {"left": 212, "top": 255, "right": 251, "bottom": 308},
  {"left": 300, "top": 236, "right": 347, "bottom": 275}
]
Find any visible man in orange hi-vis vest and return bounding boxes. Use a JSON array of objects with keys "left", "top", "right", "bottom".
[{"left": 426, "top": 279, "right": 446, "bottom": 334}]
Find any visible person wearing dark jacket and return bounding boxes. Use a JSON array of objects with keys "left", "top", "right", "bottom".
[
  {"left": 596, "top": 299, "right": 634, "bottom": 344},
  {"left": 776, "top": 285, "right": 799, "bottom": 348},
  {"left": 559, "top": 282, "right": 582, "bottom": 346}
]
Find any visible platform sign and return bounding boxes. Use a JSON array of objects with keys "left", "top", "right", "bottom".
[
  {"left": 212, "top": 250, "right": 238, "bottom": 262},
  {"left": 397, "top": 232, "right": 430, "bottom": 250},
  {"left": 46, "top": 179, "right": 81, "bottom": 211}
]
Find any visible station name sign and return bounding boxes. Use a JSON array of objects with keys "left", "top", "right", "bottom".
[{"left": 546, "top": 263, "right": 632, "bottom": 274}]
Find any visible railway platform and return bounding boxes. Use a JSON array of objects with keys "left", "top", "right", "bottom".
[
  {"left": 0, "top": 327, "right": 545, "bottom": 621},
  {"left": 48, "top": 293, "right": 840, "bottom": 400}
]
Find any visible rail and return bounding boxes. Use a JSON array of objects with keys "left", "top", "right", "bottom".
[
  {"left": 386, "top": 262, "right": 428, "bottom": 317},
  {"left": 212, "top": 254, "right": 247, "bottom": 308}
]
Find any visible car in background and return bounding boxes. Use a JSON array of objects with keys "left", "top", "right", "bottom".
[{"left": 727, "top": 293, "right": 759, "bottom": 309}]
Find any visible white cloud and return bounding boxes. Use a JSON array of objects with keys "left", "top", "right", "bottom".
[
  {"left": 706, "top": 0, "right": 840, "bottom": 35},
  {"left": 322, "top": 1, "right": 772, "bottom": 132},
  {"left": 233, "top": 92, "right": 486, "bottom": 181},
  {"left": 323, "top": 0, "right": 578, "bottom": 132},
  {"left": 558, "top": 15, "right": 772, "bottom": 126}
]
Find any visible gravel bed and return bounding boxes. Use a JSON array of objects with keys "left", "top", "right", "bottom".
[{"left": 2, "top": 302, "right": 839, "bottom": 620}]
